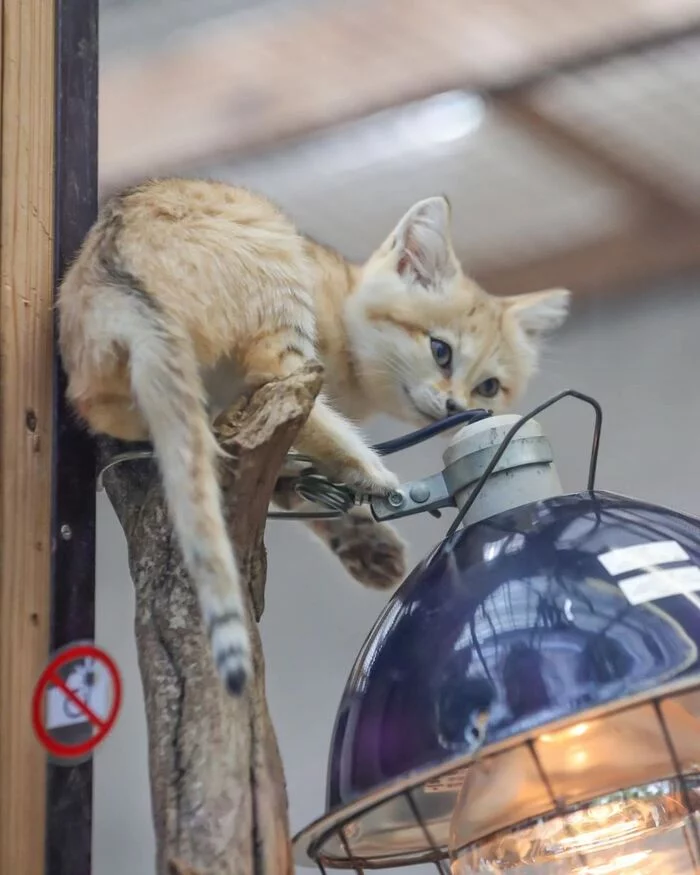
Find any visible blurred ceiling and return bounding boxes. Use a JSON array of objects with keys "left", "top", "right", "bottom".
[{"left": 99, "top": 0, "right": 700, "bottom": 299}]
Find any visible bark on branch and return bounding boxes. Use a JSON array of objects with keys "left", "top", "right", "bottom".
[{"left": 101, "top": 364, "right": 324, "bottom": 875}]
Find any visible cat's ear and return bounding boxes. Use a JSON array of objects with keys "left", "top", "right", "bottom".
[
  {"left": 390, "top": 196, "right": 457, "bottom": 287},
  {"left": 505, "top": 288, "right": 571, "bottom": 336}
]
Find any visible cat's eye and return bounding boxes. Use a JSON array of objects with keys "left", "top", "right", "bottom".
[
  {"left": 475, "top": 377, "right": 501, "bottom": 398},
  {"left": 430, "top": 338, "right": 452, "bottom": 371}
]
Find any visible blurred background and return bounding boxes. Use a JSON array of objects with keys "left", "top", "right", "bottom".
[{"left": 93, "top": 1, "right": 700, "bottom": 872}]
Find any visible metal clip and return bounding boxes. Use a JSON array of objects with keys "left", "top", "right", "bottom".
[{"left": 370, "top": 472, "right": 453, "bottom": 522}]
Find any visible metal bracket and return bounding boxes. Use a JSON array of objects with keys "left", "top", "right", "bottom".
[
  {"left": 370, "top": 472, "right": 454, "bottom": 522},
  {"left": 370, "top": 435, "right": 553, "bottom": 523}
]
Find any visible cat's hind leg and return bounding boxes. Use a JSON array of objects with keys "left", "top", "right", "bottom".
[
  {"left": 315, "top": 508, "right": 407, "bottom": 589},
  {"left": 273, "top": 490, "right": 407, "bottom": 590},
  {"left": 74, "top": 392, "right": 149, "bottom": 441}
]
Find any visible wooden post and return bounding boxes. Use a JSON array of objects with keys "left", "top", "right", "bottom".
[
  {"left": 0, "top": 1, "right": 98, "bottom": 874},
  {"left": 0, "top": 0, "right": 57, "bottom": 873}
]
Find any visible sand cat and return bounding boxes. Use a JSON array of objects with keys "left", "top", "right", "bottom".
[{"left": 57, "top": 179, "right": 570, "bottom": 696}]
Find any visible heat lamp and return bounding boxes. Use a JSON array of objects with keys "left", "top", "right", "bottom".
[{"left": 292, "top": 391, "right": 700, "bottom": 875}]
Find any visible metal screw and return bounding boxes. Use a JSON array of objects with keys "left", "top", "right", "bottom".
[
  {"left": 409, "top": 483, "right": 431, "bottom": 504},
  {"left": 60, "top": 524, "right": 72, "bottom": 541},
  {"left": 387, "top": 490, "right": 405, "bottom": 508}
]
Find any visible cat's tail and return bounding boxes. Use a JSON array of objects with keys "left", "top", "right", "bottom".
[{"left": 118, "top": 293, "right": 251, "bottom": 696}]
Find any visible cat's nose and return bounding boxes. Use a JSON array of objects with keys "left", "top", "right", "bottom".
[{"left": 445, "top": 398, "right": 465, "bottom": 416}]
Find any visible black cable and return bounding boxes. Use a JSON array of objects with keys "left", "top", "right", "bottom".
[
  {"left": 98, "top": 392, "right": 602, "bottom": 527},
  {"left": 372, "top": 408, "right": 492, "bottom": 456}
]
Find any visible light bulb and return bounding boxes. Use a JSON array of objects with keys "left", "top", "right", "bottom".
[{"left": 450, "top": 783, "right": 698, "bottom": 874}]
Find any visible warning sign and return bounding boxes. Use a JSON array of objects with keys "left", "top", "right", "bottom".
[{"left": 31, "top": 642, "right": 122, "bottom": 765}]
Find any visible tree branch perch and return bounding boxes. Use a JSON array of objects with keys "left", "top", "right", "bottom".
[{"left": 101, "top": 364, "right": 323, "bottom": 875}]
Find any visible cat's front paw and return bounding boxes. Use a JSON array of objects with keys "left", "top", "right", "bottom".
[
  {"left": 338, "top": 454, "right": 400, "bottom": 497},
  {"left": 325, "top": 510, "right": 407, "bottom": 590}
]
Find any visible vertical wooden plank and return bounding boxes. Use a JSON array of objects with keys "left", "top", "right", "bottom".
[
  {"left": 0, "top": 0, "right": 56, "bottom": 873},
  {"left": 46, "top": 0, "right": 98, "bottom": 873}
]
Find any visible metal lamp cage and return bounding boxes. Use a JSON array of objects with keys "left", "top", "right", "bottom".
[{"left": 293, "top": 677, "right": 700, "bottom": 873}]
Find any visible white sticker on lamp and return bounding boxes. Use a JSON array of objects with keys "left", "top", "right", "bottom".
[
  {"left": 598, "top": 540, "right": 690, "bottom": 576},
  {"left": 619, "top": 566, "right": 700, "bottom": 606}
]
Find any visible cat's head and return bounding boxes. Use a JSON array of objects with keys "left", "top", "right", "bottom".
[{"left": 344, "top": 195, "right": 570, "bottom": 424}]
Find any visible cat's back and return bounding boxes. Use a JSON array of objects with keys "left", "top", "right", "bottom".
[
  {"left": 59, "top": 177, "right": 321, "bottom": 365},
  {"left": 120, "top": 178, "right": 290, "bottom": 229},
  {"left": 116, "top": 178, "right": 306, "bottom": 275}
]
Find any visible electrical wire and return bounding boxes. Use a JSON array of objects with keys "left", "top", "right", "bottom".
[
  {"left": 97, "top": 408, "right": 494, "bottom": 520},
  {"left": 373, "top": 408, "right": 492, "bottom": 455},
  {"left": 97, "top": 392, "right": 602, "bottom": 527}
]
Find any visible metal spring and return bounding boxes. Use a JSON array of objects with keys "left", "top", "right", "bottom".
[{"left": 269, "top": 454, "right": 357, "bottom": 519}]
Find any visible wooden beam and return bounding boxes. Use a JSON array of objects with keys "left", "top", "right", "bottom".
[
  {"left": 98, "top": 4, "right": 700, "bottom": 190},
  {"left": 495, "top": 95, "right": 696, "bottom": 221},
  {"left": 47, "top": 1, "right": 99, "bottom": 874},
  {"left": 0, "top": 0, "right": 56, "bottom": 873},
  {"left": 474, "top": 218, "right": 700, "bottom": 298}
]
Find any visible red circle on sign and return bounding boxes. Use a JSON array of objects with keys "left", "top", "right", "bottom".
[{"left": 31, "top": 644, "right": 122, "bottom": 758}]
